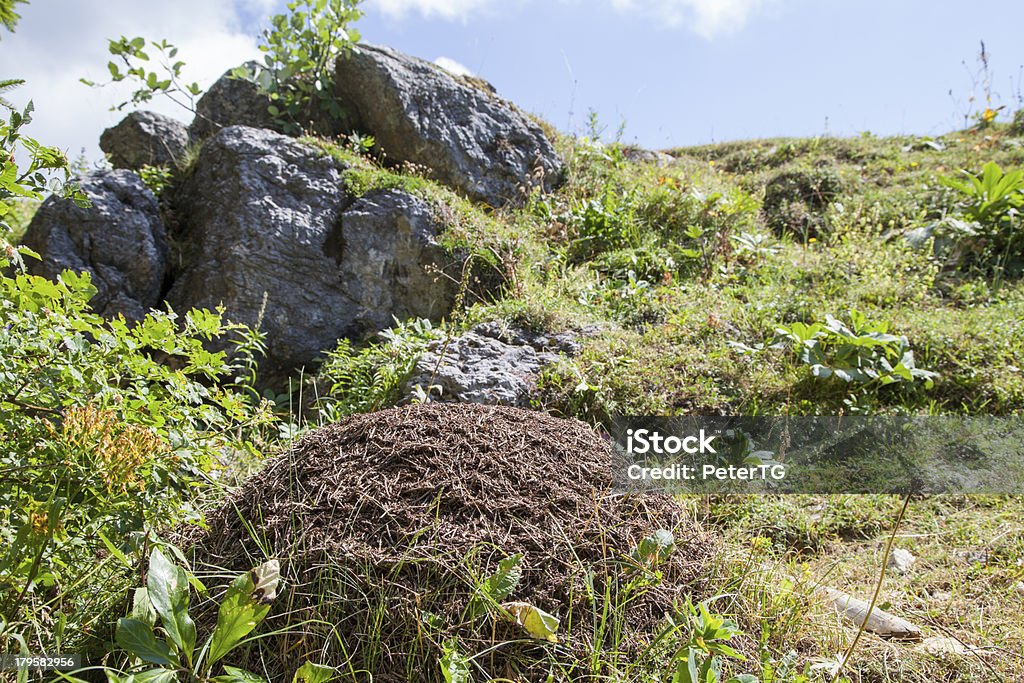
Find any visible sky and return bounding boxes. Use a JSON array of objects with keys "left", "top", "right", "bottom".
[{"left": 1, "top": 0, "right": 1023, "bottom": 163}]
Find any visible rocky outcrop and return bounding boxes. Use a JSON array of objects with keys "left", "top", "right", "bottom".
[
  {"left": 100, "top": 111, "right": 190, "bottom": 170},
  {"left": 21, "top": 170, "right": 168, "bottom": 322},
  {"left": 166, "top": 126, "right": 459, "bottom": 384},
  {"left": 23, "top": 42, "right": 572, "bottom": 389},
  {"left": 334, "top": 43, "right": 562, "bottom": 207},
  {"left": 189, "top": 64, "right": 276, "bottom": 141},
  {"left": 405, "top": 323, "right": 582, "bottom": 406}
]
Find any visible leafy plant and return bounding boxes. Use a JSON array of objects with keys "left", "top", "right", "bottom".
[
  {"left": 941, "top": 161, "right": 1024, "bottom": 226},
  {"left": 236, "top": 0, "right": 363, "bottom": 135},
  {"left": 0, "top": 0, "right": 25, "bottom": 35},
  {"left": 81, "top": 36, "right": 203, "bottom": 114},
  {"left": 138, "top": 164, "right": 175, "bottom": 196},
  {"left": 84, "top": 548, "right": 333, "bottom": 683},
  {"left": 667, "top": 600, "right": 757, "bottom": 683},
  {"left": 773, "top": 310, "right": 937, "bottom": 388},
  {"left": 568, "top": 189, "right": 640, "bottom": 260},
  {"left": 1, "top": 82, "right": 85, "bottom": 253},
  {"left": 936, "top": 161, "right": 1024, "bottom": 277},
  {"left": 314, "top": 317, "right": 442, "bottom": 421}
]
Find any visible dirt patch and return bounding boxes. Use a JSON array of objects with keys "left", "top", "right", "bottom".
[{"left": 183, "top": 403, "right": 715, "bottom": 681}]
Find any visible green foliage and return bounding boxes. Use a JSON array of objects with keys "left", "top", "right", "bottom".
[
  {"left": 1, "top": 85, "right": 85, "bottom": 250},
  {"left": 439, "top": 639, "right": 472, "bottom": 683},
  {"left": 936, "top": 161, "right": 1024, "bottom": 276},
  {"left": 237, "top": 0, "right": 363, "bottom": 135},
  {"left": 773, "top": 310, "right": 937, "bottom": 388},
  {"left": 138, "top": 164, "right": 175, "bottom": 196},
  {"left": 668, "top": 600, "right": 757, "bottom": 683},
  {"left": 97, "top": 549, "right": 322, "bottom": 682},
  {"left": 466, "top": 553, "right": 523, "bottom": 619},
  {"left": 81, "top": 36, "right": 203, "bottom": 114},
  {"left": 314, "top": 318, "right": 442, "bottom": 421},
  {"left": 567, "top": 188, "right": 640, "bottom": 260},
  {"left": 0, "top": 0, "right": 25, "bottom": 35},
  {"left": 0, "top": 258, "right": 275, "bottom": 649},
  {"left": 942, "top": 161, "right": 1024, "bottom": 225}
]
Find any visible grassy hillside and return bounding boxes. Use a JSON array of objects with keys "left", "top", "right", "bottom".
[{"left": 314, "top": 116, "right": 1024, "bottom": 423}]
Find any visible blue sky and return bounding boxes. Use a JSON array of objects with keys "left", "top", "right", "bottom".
[{"left": 2, "top": 0, "right": 1023, "bottom": 160}]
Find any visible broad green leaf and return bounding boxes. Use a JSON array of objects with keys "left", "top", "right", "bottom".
[
  {"left": 131, "top": 587, "right": 157, "bottom": 627},
  {"left": 501, "top": 601, "right": 560, "bottom": 643},
  {"left": 207, "top": 567, "right": 273, "bottom": 665},
  {"left": 439, "top": 639, "right": 472, "bottom": 683},
  {"left": 133, "top": 669, "right": 179, "bottom": 683},
  {"left": 115, "top": 618, "right": 174, "bottom": 667},
  {"left": 468, "top": 554, "right": 523, "bottom": 618},
  {"left": 210, "top": 666, "right": 267, "bottom": 683},
  {"left": 292, "top": 662, "right": 335, "bottom": 683},
  {"left": 147, "top": 549, "right": 197, "bottom": 665},
  {"left": 632, "top": 529, "right": 675, "bottom": 567}
]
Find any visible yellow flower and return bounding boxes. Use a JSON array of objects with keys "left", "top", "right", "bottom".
[
  {"left": 982, "top": 107, "right": 998, "bottom": 124},
  {"left": 30, "top": 510, "right": 49, "bottom": 535}
]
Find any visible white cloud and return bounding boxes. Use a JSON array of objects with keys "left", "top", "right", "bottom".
[
  {"left": 373, "top": 0, "right": 494, "bottom": 21},
  {"left": 1, "top": 0, "right": 262, "bottom": 162},
  {"left": 369, "top": 0, "right": 768, "bottom": 36},
  {"left": 610, "top": 0, "right": 769, "bottom": 37},
  {"left": 433, "top": 56, "right": 474, "bottom": 77}
]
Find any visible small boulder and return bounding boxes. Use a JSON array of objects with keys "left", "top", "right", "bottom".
[
  {"left": 100, "top": 111, "right": 190, "bottom": 170},
  {"left": 888, "top": 548, "right": 916, "bottom": 574},
  {"left": 166, "top": 126, "right": 460, "bottom": 386},
  {"left": 334, "top": 43, "right": 562, "bottom": 207},
  {"left": 21, "top": 170, "right": 168, "bottom": 322},
  {"left": 405, "top": 324, "right": 579, "bottom": 406},
  {"left": 189, "top": 64, "right": 276, "bottom": 141}
]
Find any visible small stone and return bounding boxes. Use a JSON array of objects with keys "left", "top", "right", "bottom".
[
  {"left": 958, "top": 549, "right": 989, "bottom": 566},
  {"left": 917, "top": 636, "right": 968, "bottom": 657},
  {"left": 888, "top": 548, "right": 916, "bottom": 574},
  {"left": 1014, "top": 581, "right": 1024, "bottom": 597}
]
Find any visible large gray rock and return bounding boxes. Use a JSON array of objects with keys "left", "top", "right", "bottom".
[
  {"left": 21, "top": 170, "right": 168, "bottom": 322},
  {"left": 100, "top": 111, "right": 190, "bottom": 170},
  {"left": 334, "top": 44, "right": 563, "bottom": 207},
  {"left": 405, "top": 324, "right": 579, "bottom": 406},
  {"left": 166, "top": 125, "right": 459, "bottom": 385},
  {"left": 189, "top": 64, "right": 276, "bottom": 141}
]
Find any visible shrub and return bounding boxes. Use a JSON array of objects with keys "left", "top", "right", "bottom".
[
  {"left": 0, "top": 259, "right": 275, "bottom": 653},
  {"left": 313, "top": 317, "right": 442, "bottom": 421},
  {"left": 762, "top": 165, "right": 844, "bottom": 240},
  {"left": 937, "top": 161, "right": 1024, "bottom": 276},
  {"left": 237, "top": 0, "right": 364, "bottom": 135}
]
